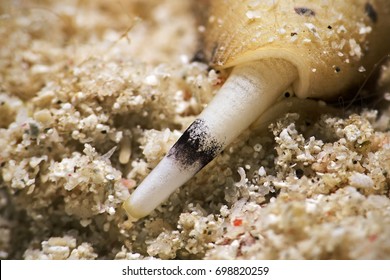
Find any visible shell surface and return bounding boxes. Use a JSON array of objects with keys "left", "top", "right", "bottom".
[{"left": 205, "top": 0, "right": 390, "bottom": 99}]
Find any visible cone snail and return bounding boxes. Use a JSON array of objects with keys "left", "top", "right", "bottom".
[{"left": 123, "top": 0, "right": 390, "bottom": 218}]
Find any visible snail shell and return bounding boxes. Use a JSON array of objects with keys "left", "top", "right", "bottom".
[
  {"left": 123, "top": 0, "right": 390, "bottom": 219},
  {"left": 206, "top": 0, "right": 390, "bottom": 99}
]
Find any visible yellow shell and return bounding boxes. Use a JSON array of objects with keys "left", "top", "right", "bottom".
[{"left": 205, "top": 0, "right": 390, "bottom": 99}]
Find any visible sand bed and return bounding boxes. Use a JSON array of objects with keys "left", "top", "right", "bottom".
[{"left": 0, "top": 0, "right": 389, "bottom": 260}]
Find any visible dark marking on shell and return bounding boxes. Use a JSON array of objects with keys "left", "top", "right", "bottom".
[
  {"left": 294, "top": 7, "right": 315, "bottom": 17},
  {"left": 167, "top": 119, "right": 223, "bottom": 171},
  {"left": 365, "top": 2, "right": 378, "bottom": 23}
]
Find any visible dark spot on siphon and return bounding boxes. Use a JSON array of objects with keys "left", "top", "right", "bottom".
[
  {"left": 167, "top": 119, "right": 223, "bottom": 172},
  {"left": 284, "top": 92, "right": 291, "bottom": 98},
  {"left": 291, "top": 32, "right": 298, "bottom": 36},
  {"left": 365, "top": 2, "right": 378, "bottom": 23},
  {"left": 327, "top": 25, "right": 332, "bottom": 29},
  {"left": 334, "top": 66, "right": 341, "bottom": 73},
  {"left": 294, "top": 7, "right": 316, "bottom": 17}
]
